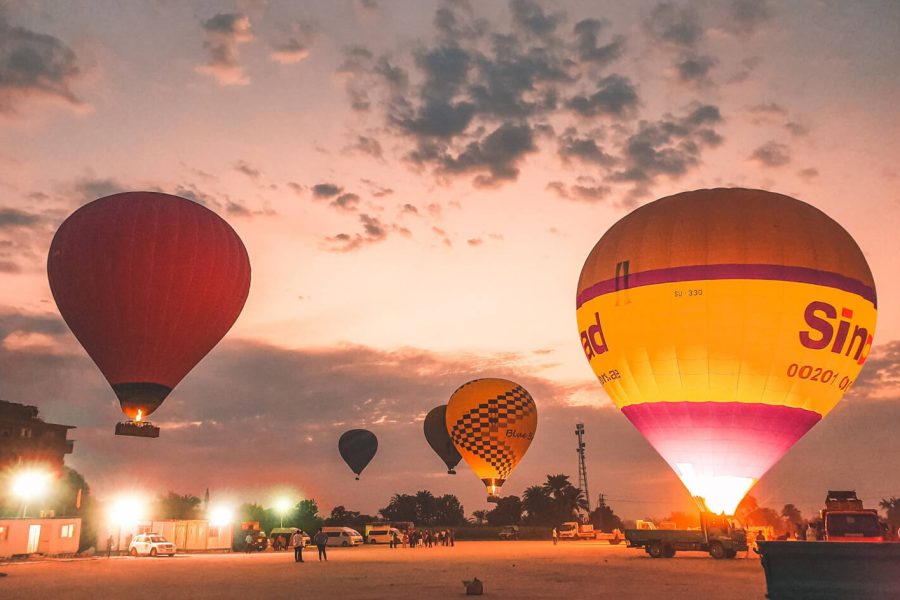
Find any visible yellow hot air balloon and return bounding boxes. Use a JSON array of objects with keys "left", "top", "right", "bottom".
[
  {"left": 576, "top": 188, "right": 876, "bottom": 515},
  {"left": 446, "top": 378, "right": 538, "bottom": 502}
]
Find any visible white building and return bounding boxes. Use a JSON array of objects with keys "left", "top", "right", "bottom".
[
  {"left": 97, "top": 519, "right": 234, "bottom": 553},
  {"left": 0, "top": 517, "right": 81, "bottom": 558}
]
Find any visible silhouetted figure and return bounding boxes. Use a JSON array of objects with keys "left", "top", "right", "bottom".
[
  {"left": 291, "top": 530, "right": 304, "bottom": 563},
  {"left": 314, "top": 529, "right": 328, "bottom": 561}
]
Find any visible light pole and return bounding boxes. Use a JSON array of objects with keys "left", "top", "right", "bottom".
[{"left": 275, "top": 498, "right": 292, "bottom": 528}]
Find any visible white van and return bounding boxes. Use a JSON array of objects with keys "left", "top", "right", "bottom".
[
  {"left": 366, "top": 527, "right": 401, "bottom": 544},
  {"left": 322, "top": 527, "right": 363, "bottom": 547}
]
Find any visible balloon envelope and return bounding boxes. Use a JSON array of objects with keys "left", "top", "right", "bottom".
[
  {"left": 576, "top": 188, "right": 876, "bottom": 514},
  {"left": 445, "top": 378, "right": 537, "bottom": 501},
  {"left": 47, "top": 191, "right": 251, "bottom": 423},
  {"left": 339, "top": 429, "right": 378, "bottom": 479},
  {"left": 424, "top": 405, "right": 462, "bottom": 474}
]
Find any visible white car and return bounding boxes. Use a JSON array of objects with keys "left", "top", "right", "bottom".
[
  {"left": 322, "top": 527, "right": 364, "bottom": 547},
  {"left": 129, "top": 533, "right": 177, "bottom": 557},
  {"left": 367, "top": 527, "right": 402, "bottom": 544}
]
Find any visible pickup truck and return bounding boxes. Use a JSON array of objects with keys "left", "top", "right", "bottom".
[{"left": 624, "top": 512, "right": 747, "bottom": 559}]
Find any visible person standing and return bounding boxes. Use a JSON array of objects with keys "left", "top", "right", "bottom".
[
  {"left": 552, "top": 527, "right": 559, "bottom": 545},
  {"left": 449, "top": 529, "right": 454, "bottom": 548},
  {"left": 291, "top": 530, "right": 305, "bottom": 563},
  {"left": 314, "top": 529, "right": 329, "bottom": 561},
  {"left": 245, "top": 532, "right": 254, "bottom": 553}
]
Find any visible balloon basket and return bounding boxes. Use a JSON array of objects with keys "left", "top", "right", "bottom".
[
  {"left": 115, "top": 420, "right": 160, "bottom": 438},
  {"left": 487, "top": 494, "right": 500, "bottom": 504}
]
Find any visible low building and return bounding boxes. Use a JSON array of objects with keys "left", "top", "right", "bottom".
[
  {"left": 0, "top": 517, "right": 82, "bottom": 558},
  {"left": 0, "top": 400, "right": 75, "bottom": 471},
  {"left": 98, "top": 519, "right": 234, "bottom": 553}
]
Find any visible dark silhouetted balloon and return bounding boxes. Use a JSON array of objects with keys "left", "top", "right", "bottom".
[
  {"left": 47, "top": 192, "right": 251, "bottom": 429},
  {"left": 424, "top": 405, "right": 462, "bottom": 474},
  {"left": 339, "top": 429, "right": 378, "bottom": 479}
]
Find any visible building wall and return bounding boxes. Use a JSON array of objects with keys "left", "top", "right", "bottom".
[
  {"left": 0, "top": 518, "right": 81, "bottom": 557},
  {"left": 97, "top": 519, "right": 233, "bottom": 552}
]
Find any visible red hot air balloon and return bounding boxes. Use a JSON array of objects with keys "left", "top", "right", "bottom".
[{"left": 47, "top": 192, "right": 251, "bottom": 437}]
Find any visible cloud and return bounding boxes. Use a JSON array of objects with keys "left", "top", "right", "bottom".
[
  {"left": 71, "top": 176, "right": 128, "bottom": 204},
  {"left": 0, "top": 208, "right": 41, "bottom": 229},
  {"left": 360, "top": 179, "right": 393, "bottom": 197},
  {"left": 270, "top": 22, "right": 316, "bottom": 65},
  {"left": 644, "top": 2, "right": 703, "bottom": 49},
  {"left": 509, "top": 0, "right": 565, "bottom": 38},
  {"left": 331, "top": 192, "right": 360, "bottom": 212},
  {"left": 566, "top": 74, "right": 639, "bottom": 118},
  {"left": 798, "top": 167, "right": 819, "bottom": 179},
  {"left": 426, "top": 121, "right": 538, "bottom": 187},
  {"left": 196, "top": 13, "right": 253, "bottom": 85},
  {"left": 546, "top": 179, "right": 611, "bottom": 203},
  {"left": 311, "top": 183, "right": 343, "bottom": 198},
  {"left": 850, "top": 341, "right": 900, "bottom": 401},
  {"left": 0, "top": 18, "right": 85, "bottom": 116},
  {"left": 324, "top": 213, "right": 389, "bottom": 252},
  {"left": 573, "top": 19, "right": 625, "bottom": 67},
  {"left": 749, "top": 141, "right": 791, "bottom": 167},
  {"left": 609, "top": 103, "right": 724, "bottom": 196},
  {"left": 785, "top": 121, "right": 809, "bottom": 137},
  {"left": 233, "top": 160, "right": 261, "bottom": 180},
  {"left": 675, "top": 54, "right": 717, "bottom": 85},
  {"left": 557, "top": 128, "right": 616, "bottom": 166},
  {"left": 723, "top": 0, "right": 773, "bottom": 36},
  {"left": 349, "top": 135, "right": 384, "bottom": 159}
]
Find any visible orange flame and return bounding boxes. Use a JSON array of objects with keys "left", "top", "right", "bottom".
[{"left": 135, "top": 409, "right": 143, "bottom": 423}]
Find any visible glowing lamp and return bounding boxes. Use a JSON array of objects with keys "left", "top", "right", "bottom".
[
  {"left": 11, "top": 470, "right": 52, "bottom": 502},
  {"left": 108, "top": 496, "right": 146, "bottom": 526},
  {"left": 209, "top": 505, "right": 234, "bottom": 528}
]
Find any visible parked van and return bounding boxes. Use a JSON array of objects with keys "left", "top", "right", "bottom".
[
  {"left": 322, "top": 527, "right": 363, "bottom": 547},
  {"left": 366, "top": 527, "right": 401, "bottom": 544}
]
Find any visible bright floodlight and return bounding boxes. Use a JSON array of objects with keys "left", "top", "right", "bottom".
[
  {"left": 11, "top": 469, "right": 51, "bottom": 502},
  {"left": 274, "top": 497, "right": 292, "bottom": 514},
  {"left": 108, "top": 496, "right": 146, "bottom": 526},
  {"left": 209, "top": 505, "right": 234, "bottom": 528}
]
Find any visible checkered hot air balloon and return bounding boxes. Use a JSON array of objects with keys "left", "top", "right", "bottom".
[
  {"left": 576, "top": 188, "right": 877, "bottom": 515},
  {"left": 446, "top": 378, "right": 538, "bottom": 502}
]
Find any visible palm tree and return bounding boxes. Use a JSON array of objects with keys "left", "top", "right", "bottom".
[
  {"left": 522, "top": 485, "right": 553, "bottom": 525},
  {"left": 471, "top": 510, "right": 489, "bottom": 526},
  {"left": 415, "top": 490, "right": 437, "bottom": 525},
  {"left": 542, "top": 474, "right": 587, "bottom": 522}
]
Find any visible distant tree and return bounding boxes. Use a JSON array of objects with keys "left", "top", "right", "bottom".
[
  {"left": 737, "top": 496, "right": 785, "bottom": 534},
  {"left": 156, "top": 492, "right": 202, "bottom": 520},
  {"left": 487, "top": 495, "right": 522, "bottom": 526},
  {"left": 471, "top": 510, "right": 489, "bottom": 526},
  {"left": 879, "top": 497, "right": 900, "bottom": 530},
  {"left": 380, "top": 494, "right": 419, "bottom": 523},
  {"left": 522, "top": 485, "right": 553, "bottom": 525},
  {"left": 415, "top": 490, "right": 437, "bottom": 525},
  {"left": 45, "top": 467, "right": 97, "bottom": 551},
  {"left": 323, "top": 505, "right": 376, "bottom": 531},
  {"left": 292, "top": 499, "right": 323, "bottom": 533},
  {"left": 781, "top": 504, "right": 804, "bottom": 536},
  {"left": 433, "top": 494, "right": 467, "bottom": 526},
  {"left": 589, "top": 495, "right": 623, "bottom": 532},
  {"left": 542, "top": 474, "right": 588, "bottom": 523}
]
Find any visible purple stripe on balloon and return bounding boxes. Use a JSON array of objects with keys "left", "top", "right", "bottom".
[
  {"left": 576, "top": 263, "right": 877, "bottom": 309},
  {"left": 621, "top": 402, "right": 821, "bottom": 480}
]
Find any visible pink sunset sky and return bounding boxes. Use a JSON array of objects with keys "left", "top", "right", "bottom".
[{"left": 1, "top": 0, "right": 898, "bottom": 520}]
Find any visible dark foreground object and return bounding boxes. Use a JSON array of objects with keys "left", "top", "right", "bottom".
[
  {"left": 115, "top": 421, "right": 160, "bottom": 438},
  {"left": 758, "top": 541, "right": 900, "bottom": 600}
]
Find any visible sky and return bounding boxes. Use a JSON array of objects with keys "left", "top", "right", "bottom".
[{"left": 0, "top": 0, "right": 899, "bottom": 521}]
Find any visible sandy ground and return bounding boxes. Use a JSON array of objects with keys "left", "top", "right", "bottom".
[{"left": 0, "top": 541, "right": 768, "bottom": 599}]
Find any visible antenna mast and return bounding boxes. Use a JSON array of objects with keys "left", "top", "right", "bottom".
[{"left": 575, "top": 423, "right": 591, "bottom": 515}]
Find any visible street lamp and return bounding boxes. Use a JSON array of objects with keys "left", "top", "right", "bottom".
[
  {"left": 274, "top": 498, "right": 292, "bottom": 528},
  {"left": 209, "top": 505, "right": 234, "bottom": 528},
  {"left": 11, "top": 469, "right": 52, "bottom": 518},
  {"left": 108, "top": 496, "right": 146, "bottom": 555}
]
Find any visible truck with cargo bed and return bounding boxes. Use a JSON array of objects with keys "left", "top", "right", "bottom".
[{"left": 624, "top": 512, "right": 747, "bottom": 559}]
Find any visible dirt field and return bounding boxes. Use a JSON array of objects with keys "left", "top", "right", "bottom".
[{"left": 0, "top": 541, "right": 768, "bottom": 599}]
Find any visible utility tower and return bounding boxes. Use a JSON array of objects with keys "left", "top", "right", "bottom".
[{"left": 575, "top": 423, "right": 591, "bottom": 514}]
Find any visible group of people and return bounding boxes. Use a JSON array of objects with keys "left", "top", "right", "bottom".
[
  {"left": 390, "top": 528, "right": 454, "bottom": 548},
  {"left": 287, "top": 529, "right": 329, "bottom": 563}
]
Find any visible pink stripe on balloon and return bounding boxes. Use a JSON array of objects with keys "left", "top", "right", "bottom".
[{"left": 620, "top": 402, "right": 821, "bottom": 480}]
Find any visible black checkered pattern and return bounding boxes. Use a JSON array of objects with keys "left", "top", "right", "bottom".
[{"left": 450, "top": 384, "right": 535, "bottom": 479}]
